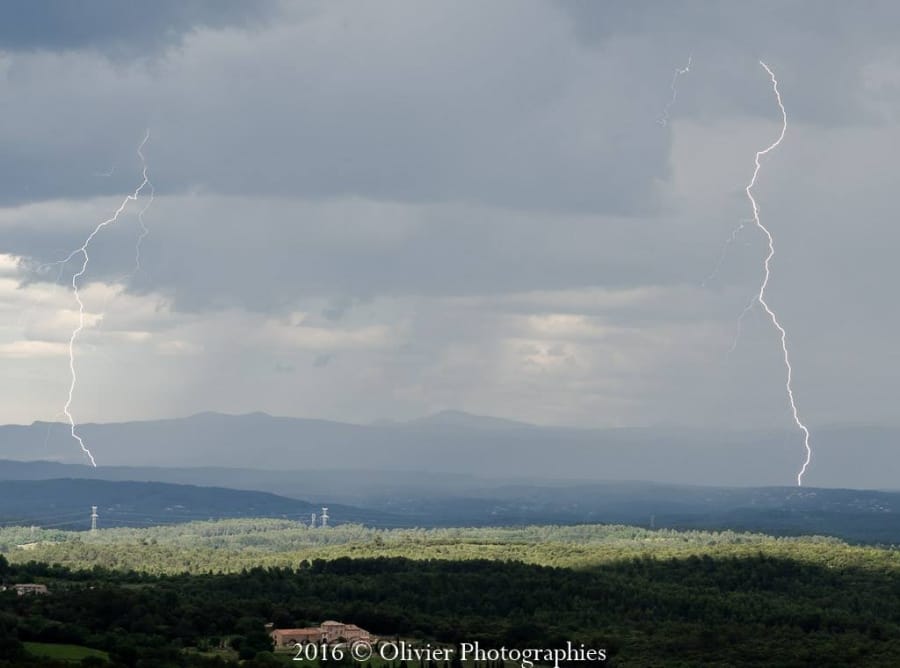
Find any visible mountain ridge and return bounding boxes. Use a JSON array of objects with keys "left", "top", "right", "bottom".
[{"left": 2, "top": 411, "right": 898, "bottom": 488}]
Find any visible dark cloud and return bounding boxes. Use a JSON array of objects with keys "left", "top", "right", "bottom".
[
  {"left": 0, "top": 1, "right": 669, "bottom": 212},
  {"left": 0, "top": 0, "right": 278, "bottom": 56},
  {"left": 1, "top": 0, "right": 897, "bottom": 214}
]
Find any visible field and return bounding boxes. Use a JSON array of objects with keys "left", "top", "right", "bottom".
[{"left": 22, "top": 641, "right": 109, "bottom": 662}]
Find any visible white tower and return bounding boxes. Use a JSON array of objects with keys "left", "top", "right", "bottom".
[
  {"left": 320, "top": 507, "right": 329, "bottom": 528},
  {"left": 90, "top": 505, "right": 98, "bottom": 533},
  {"left": 310, "top": 513, "right": 316, "bottom": 528}
]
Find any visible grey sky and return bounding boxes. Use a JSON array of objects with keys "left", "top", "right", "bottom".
[{"left": 0, "top": 0, "right": 897, "bottom": 447}]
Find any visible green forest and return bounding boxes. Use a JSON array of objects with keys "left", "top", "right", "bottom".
[
  {"left": 2, "top": 521, "right": 900, "bottom": 666},
  {"left": 1, "top": 520, "right": 886, "bottom": 574}
]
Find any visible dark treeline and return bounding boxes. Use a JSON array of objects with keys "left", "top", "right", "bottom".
[{"left": 2, "top": 552, "right": 900, "bottom": 666}]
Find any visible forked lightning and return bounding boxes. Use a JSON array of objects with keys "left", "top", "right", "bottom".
[{"left": 60, "top": 131, "right": 153, "bottom": 467}]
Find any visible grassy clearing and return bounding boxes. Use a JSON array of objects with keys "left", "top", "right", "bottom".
[{"left": 23, "top": 641, "right": 109, "bottom": 662}]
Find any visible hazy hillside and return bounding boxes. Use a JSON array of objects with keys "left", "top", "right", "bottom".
[
  {"left": 0, "top": 478, "right": 392, "bottom": 530},
  {"left": 0, "top": 411, "right": 897, "bottom": 488},
  {"left": 3, "top": 461, "right": 900, "bottom": 542}
]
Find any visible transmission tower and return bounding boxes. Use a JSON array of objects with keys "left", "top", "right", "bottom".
[
  {"left": 90, "top": 505, "right": 98, "bottom": 533},
  {"left": 320, "top": 507, "right": 329, "bottom": 528}
]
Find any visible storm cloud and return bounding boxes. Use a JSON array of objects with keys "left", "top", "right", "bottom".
[{"left": 0, "top": 0, "right": 897, "bottom": 486}]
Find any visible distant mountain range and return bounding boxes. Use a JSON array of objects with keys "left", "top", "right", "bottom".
[{"left": 0, "top": 410, "right": 897, "bottom": 488}]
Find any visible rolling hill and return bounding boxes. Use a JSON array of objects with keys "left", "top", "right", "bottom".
[{"left": 0, "top": 478, "right": 393, "bottom": 530}]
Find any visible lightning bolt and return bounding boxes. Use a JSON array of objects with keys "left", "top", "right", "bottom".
[
  {"left": 659, "top": 55, "right": 692, "bottom": 127},
  {"left": 701, "top": 217, "right": 754, "bottom": 288},
  {"left": 60, "top": 130, "right": 153, "bottom": 467},
  {"left": 133, "top": 136, "right": 154, "bottom": 276},
  {"left": 744, "top": 62, "right": 811, "bottom": 486},
  {"left": 727, "top": 295, "right": 756, "bottom": 355}
]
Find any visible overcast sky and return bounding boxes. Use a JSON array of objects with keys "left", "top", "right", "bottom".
[{"left": 0, "top": 0, "right": 898, "bottom": 433}]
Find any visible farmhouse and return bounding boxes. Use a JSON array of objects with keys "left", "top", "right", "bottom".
[
  {"left": 270, "top": 621, "right": 376, "bottom": 647},
  {"left": 1, "top": 583, "right": 49, "bottom": 596}
]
